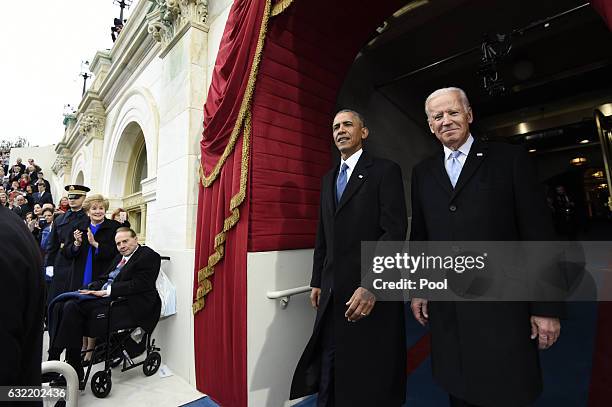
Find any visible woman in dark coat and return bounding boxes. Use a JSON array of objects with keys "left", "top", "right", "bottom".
[
  {"left": 64, "top": 194, "right": 122, "bottom": 290},
  {"left": 63, "top": 194, "right": 122, "bottom": 362}
]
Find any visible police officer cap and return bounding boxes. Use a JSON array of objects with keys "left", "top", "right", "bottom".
[{"left": 64, "top": 184, "right": 90, "bottom": 199}]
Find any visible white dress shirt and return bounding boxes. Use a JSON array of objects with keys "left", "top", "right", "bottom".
[
  {"left": 104, "top": 246, "right": 139, "bottom": 296},
  {"left": 443, "top": 134, "right": 474, "bottom": 180},
  {"left": 339, "top": 148, "right": 363, "bottom": 183}
]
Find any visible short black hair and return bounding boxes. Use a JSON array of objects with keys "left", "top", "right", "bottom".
[{"left": 335, "top": 109, "right": 367, "bottom": 128}]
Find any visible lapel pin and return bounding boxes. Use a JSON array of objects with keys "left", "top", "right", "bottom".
[
  {"left": 358, "top": 174, "right": 364, "bottom": 179},
  {"left": 476, "top": 152, "right": 484, "bottom": 157}
]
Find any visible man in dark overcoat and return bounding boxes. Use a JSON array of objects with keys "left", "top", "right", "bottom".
[
  {"left": 48, "top": 227, "right": 161, "bottom": 383},
  {"left": 290, "top": 110, "right": 408, "bottom": 407},
  {"left": 0, "top": 206, "right": 45, "bottom": 407},
  {"left": 410, "top": 87, "right": 564, "bottom": 407},
  {"left": 45, "top": 184, "right": 90, "bottom": 302}
]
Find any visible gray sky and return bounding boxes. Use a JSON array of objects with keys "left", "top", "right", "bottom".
[{"left": 0, "top": 1, "right": 132, "bottom": 147}]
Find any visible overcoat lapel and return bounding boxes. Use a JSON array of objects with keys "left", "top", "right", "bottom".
[
  {"left": 429, "top": 152, "right": 453, "bottom": 197},
  {"left": 335, "top": 152, "right": 371, "bottom": 214},
  {"left": 323, "top": 170, "right": 336, "bottom": 216}
]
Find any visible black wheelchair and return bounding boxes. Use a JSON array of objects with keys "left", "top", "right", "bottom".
[{"left": 82, "top": 297, "right": 162, "bottom": 398}]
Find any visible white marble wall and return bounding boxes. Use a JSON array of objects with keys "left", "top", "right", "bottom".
[{"left": 247, "top": 250, "right": 316, "bottom": 407}]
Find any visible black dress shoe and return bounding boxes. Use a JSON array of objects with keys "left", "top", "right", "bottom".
[
  {"left": 49, "top": 376, "right": 66, "bottom": 387},
  {"left": 50, "top": 376, "right": 85, "bottom": 391}
]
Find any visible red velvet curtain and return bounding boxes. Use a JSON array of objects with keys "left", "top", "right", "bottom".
[
  {"left": 193, "top": 147, "right": 249, "bottom": 407},
  {"left": 193, "top": 0, "right": 267, "bottom": 405},
  {"left": 592, "top": 0, "right": 612, "bottom": 31}
]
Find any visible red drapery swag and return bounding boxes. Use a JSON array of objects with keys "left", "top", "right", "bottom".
[
  {"left": 193, "top": 0, "right": 269, "bottom": 405},
  {"left": 592, "top": 0, "right": 612, "bottom": 31}
]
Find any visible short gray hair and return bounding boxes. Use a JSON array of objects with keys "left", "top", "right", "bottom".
[
  {"left": 335, "top": 109, "right": 367, "bottom": 128},
  {"left": 424, "top": 87, "right": 471, "bottom": 117}
]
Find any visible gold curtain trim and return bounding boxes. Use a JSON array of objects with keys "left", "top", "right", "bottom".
[
  {"left": 271, "top": 0, "right": 295, "bottom": 17},
  {"left": 199, "top": 0, "right": 272, "bottom": 188},
  {"left": 194, "top": 0, "right": 271, "bottom": 314},
  {"left": 193, "top": 113, "right": 254, "bottom": 315}
]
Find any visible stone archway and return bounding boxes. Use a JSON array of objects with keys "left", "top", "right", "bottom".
[
  {"left": 75, "top": 171, "right": 84, "bottom": 185},
  {"left": 107, "top": 121, "right": 149, "bottom": 240}
]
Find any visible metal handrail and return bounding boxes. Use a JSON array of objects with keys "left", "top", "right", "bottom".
[
  {"left": 267, "top": 286, "right": 311, "bottom": 299},
  {"left": 41, "top": 360, "right": 79, "bottom": 407},
  {"left": 266, "top": 286, "right": 311, "bottom": 309}
]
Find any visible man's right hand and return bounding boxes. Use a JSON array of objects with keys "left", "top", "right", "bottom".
[
  {"left": 411, "top": 298, "right": 429, "bottom": 326},
  {"left": 310, "top": 287, "right": 321, "bottom": 309}
]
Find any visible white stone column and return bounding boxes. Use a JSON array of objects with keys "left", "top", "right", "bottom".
[{"left": 146, "top": 0, "right": 209, "bottom": 385}]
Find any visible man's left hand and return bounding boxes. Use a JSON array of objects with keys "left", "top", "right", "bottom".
[
  {"left": 530, "top": 316, "right": 561, "bottom": 349},
  {"left": 345, "top": 287, "right": 375, "bottom": 322},
  {"left": 78, "top": 289, "right": 106, "bottom": 297}
]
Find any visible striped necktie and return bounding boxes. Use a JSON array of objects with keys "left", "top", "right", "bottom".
[{"left": 102, "top": 258, "right": 127, "bottom": 290}]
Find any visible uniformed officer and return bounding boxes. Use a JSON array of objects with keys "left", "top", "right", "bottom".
[{"left": 45, "top": 184, "right": 91, "bottom": 303}]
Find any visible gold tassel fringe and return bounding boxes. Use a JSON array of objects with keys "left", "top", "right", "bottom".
[{"left": 271, "top": 0, "right": 295, "bottom": 17}]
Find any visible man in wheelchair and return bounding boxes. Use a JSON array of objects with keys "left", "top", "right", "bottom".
[{"left": 47, "top": 227, "right": 161, "bottom": 388}]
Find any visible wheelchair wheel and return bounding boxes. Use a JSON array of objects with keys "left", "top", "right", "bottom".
[
  {"left": 91, "top": 371, "right": 112, "bottom": 398},
  {"left": 143, "top": 351, "right": 161, "bottom": 376}
]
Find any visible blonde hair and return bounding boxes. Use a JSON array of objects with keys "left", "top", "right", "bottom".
[{"left": 83, "top": 194, "right": 109, "bottom": 212}]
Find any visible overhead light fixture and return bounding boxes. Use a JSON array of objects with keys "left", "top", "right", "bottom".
[
  {"left": 392, "top": 0, "right": 429, "bottom": 18},
  {"left": 598, "top": 103, "right": 612, "bottom": 116},
  {"left": 592, "top": 171, "right": 604, "bottom": 178},
  {"left": 529, "top": 149, "right": 537, "bottom": 153},
  {"left": 518, "top": 122, "right": 530, "bottom": 135},
  {"left": 579, "top": 139, "right": 590, "bottom": 144},
  {"left": 570, "top": 157, "right": 587, "bottom": 166},
  {"left": 599, "top": 183, "right": 608, "bottom": 189}
]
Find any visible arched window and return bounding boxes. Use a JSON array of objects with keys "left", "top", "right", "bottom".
[
  {"left": 75, "top": 171, "right": 84, "bottom": 185},
  {"left": 131, "top": 142, "right": 148, "bottom": 193},
  {"left": 116, "top": 123, "right": 149, "bottom": 242}
]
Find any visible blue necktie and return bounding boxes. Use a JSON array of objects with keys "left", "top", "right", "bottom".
[
  {"left": 102, "top": 258, "right": 126, "bottom": 290},
  {"left": 336, "top": 163, "right": 348, "bottom": 203},
  {"left": 447, "top": 150, "right": 463, "bottom": 188}
]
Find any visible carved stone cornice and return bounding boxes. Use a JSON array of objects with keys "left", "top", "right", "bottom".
[
  {"left": 147, "top": 0, "right": 208, "bottom": 54},
  {"left": 51, "top": 151, "right": 72, "bottom": 176},
  {"left": 78, "top": 114, "right": 105, "bottom": 139},
  {"left": 123, "top": 191, "right": 145, "bottom": 209},
  {"left": 75, "top": 92, "right": 107, "bottom": 142}
]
